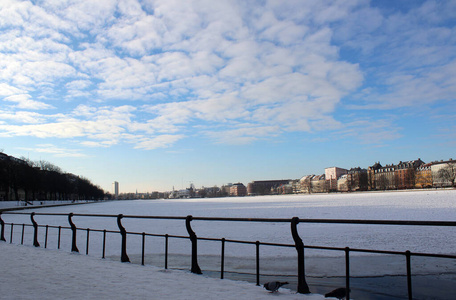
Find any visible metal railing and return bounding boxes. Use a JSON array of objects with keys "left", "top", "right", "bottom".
[{"left": 1, "top": 211, "right": 456, "bottom": 299}]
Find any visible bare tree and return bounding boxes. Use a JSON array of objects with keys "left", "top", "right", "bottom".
[
  {"left": 377, "top": 175, "right": 389, "bottom": 190},
  {"left": 437, "top": 164, "right": 456, "bottom": 187},
  {"left": 301, "top": 177, "right": 312, "bottom": 194},
  {"left": 38, "top": 160, "right": 62, "bottom": 173}
]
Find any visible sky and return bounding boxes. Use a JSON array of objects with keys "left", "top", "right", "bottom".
[{"left": 0, "top": 0, "right": 455, "bottom": 193}]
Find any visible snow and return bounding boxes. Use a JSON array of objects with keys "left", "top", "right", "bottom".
[
  {"left": 0, "top": 200, "right": 94, "bottom": 210},
  {"left": 0, "top": 243, "right": 324, "bottom": 300},
  {"left": 1, "top": 190, "right": 456, "bottom": 298}
]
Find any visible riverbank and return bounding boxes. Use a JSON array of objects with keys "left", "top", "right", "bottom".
[{"left": 0, "top": 200, "right": 101, "bottom": 212}]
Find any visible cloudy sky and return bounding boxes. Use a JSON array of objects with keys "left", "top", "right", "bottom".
[{"left": 1, "top": 0, "right": 455, "bottom": 193}]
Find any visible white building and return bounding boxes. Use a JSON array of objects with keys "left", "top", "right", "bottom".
[
  {"left": 431, "top": 159, "right": 456, "bottom": 187},
  {"left": 113, "top": 181, "right": 119, "bottom": 198}
]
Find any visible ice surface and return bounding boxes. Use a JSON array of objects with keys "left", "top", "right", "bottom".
[{"left": 2, "top": 190, "right": 456, "bottom": 278}]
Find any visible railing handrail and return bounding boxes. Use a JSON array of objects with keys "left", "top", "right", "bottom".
[
  {"left": 1, "top": 210, "right": 456, "bottom": 300},
  {"left": 3, "top": 211, "right": 456, "bottom": 227}
]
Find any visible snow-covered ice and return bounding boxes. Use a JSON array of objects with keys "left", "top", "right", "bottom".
[
  {"left": 1, "top": 190, "right": 456, "bottom": 299},
  {"left": 4, "top": 190, "right": 456, "bottom": 256},
  {"left": 0, "top": 242, "right": 324, "bottom": 300}
]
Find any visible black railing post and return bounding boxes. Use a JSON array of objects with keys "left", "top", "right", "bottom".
[
  {"left": 68, "top": 213, "right": 79, "bottom": 252},
  {"left": 10, "top": 223, "right": 13, "bottom": 243},
  {"left": 45, "top": 225, "right": 49, "bottom": 248},
  {"left": 165, "top": 234, "right": 169, "bottom": 269},
  {"left": 256, "top": 241, "right": 260, "bottom": 286},
  {"left": 291, "top": 217, "right": 311, "bottom": 294},
  {"left": 102, "top": 229, "right": 107, "bottom": 259},
  {"left": 117, "top": 214, "right": 130, "bottom": 263},
  {"left": 58, "top": 226, "right": 61, "bottom": 249},
  {"left": 21, "top": 224, "right": 25, "bottom": 244},
  {"left": 0, "top": 212, "right": 6, "bottom": 242},
  {"left": 406, "top": 250, "right": 412, "bottom": 300},
  {"left": 186, "top": 215, "right": 202, "bottom": 274},
  {"left": 141, "top": 232, "right": 145, "bottom": 266},
  {"left": 221, "top": 238, "right": 225, "bottom": 279},
  {"left": 86, "top": 228, "right": 90, "bottom": 255},
  {"left": 345, "top": 247, "right": 350, "bottom": 300},
  {"left": 31, "top": 212, "right": 40, "bottom": 247}
]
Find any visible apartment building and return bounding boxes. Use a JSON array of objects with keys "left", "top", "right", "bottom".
[
  {"left": 431, "top": 159, "right": 456, "bottom": 187},
  {"left": 230, "top": 183, "right": 247, "bottom": 196}
]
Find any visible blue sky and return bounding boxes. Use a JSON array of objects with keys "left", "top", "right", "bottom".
[{"left": 1, "top": 0, "right": 455, "bottom": 193}]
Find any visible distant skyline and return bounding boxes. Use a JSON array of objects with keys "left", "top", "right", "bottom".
[{"left": 1, "top": 1, "right": 455, "bottom": 193}]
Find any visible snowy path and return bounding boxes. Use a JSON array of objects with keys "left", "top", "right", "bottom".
[{"left": 0, "top": 243, "right": 325, "bottom": 300}]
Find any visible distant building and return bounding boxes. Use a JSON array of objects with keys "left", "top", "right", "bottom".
[
  {"left": 415, "top": 163, "right": 433, "bottom": 188},
  {"left": 274, "top": 180, "right": 299, "bottom": 194},
  {"left": 395, "top": 159, "right": 424, "bottom": 189},
  {"left": 374, "top": 164, "right": 397, "bottom": 190},
  {"left": 299, "top": 175, "right": 313, "bottom": 194},
  {"left": 368, "top": 162, "right": 383, "bottom": 190},
  {"left": 325, "top": 167, "right": 348, "bottom": 191},
  {"left": 221, "top": 184, "right": 233, "bottom": 196},
  {"left": 337, "top": 174, "right": 348, "bottom": 192},
  {"left": 113, "top": 181, "right": 119, "bottom": 198},
  {"left": 230, "top": 183, "right": 247, "bottom": 196},
  {"left": 247, "top": 179, "right": 291, "bottom": 195},
  {"left": 311, "top": 174, "right": 327, "bottom": 193},
  {"left": 431, "top": 159, "right": 456, "bottom": 187},
  {"left": 346, "top": 167, "right": 368, "bottom": 191}
]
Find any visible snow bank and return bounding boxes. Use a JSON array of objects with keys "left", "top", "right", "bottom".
[{"left": 0, "top": 243, "right": 324, "bottom": 300}]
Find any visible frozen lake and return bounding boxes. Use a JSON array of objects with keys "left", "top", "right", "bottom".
[{"left": 2, "top": 190, "right": 456, "bottom": 299}]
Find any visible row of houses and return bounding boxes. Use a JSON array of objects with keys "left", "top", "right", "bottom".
[
  {"left": 119, "top": 157, "right": 456, "bottom": 199},
  {"left": 223, "top": 158, "right": 455, "bottom": 196}
]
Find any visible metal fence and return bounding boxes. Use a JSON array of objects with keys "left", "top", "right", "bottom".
[{"left": 1, "top": 211, "right": 455, "bottom": 299}]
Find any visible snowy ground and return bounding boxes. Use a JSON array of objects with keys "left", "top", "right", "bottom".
[
  {"left": 2, "top": 190, "right": 456, "bottom": 299},
  {"left": 0, "top": 199, "right": 96, "bottom": 210},
  {"left": 0, "top": 242, "right": 324, "bottom": 300}
]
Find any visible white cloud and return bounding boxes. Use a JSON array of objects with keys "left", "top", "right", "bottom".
[
  {"left": 336, "top": 118, "right": 402, "bottom": 145},
  {"left": 3, "top": 94, "right": 53, "bottom": 110},
  {"left": 205, "top": 124, "right": 281, "bottom": 145},
  {"left": 335, "top": 1, "right": 456, "bottom": 110},
  {"left": 1, "top": 0, "right": 451, "bottom": 151},
  {"left": 0, "top": 110, "right": 48, "bottom": 124},
  {"left": 19, "top": 144, "right": 88, "bottom": 158},
  {"left": 134, "top": 134, "right": 185, "bottom": 150}
]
